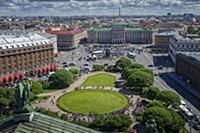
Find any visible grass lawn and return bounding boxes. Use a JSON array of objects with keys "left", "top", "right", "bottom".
[
  {"left": 57, "top": 89, "right": 128, "bottom": 115},
  {"left": 81, "top": 73, "right": 116, "bottom": 87}
]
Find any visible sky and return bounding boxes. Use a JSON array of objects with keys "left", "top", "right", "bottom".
[{"left": 0, "top": 0, "right": 200, "bottom": 16}]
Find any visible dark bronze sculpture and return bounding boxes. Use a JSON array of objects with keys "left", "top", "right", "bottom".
[{"left": 14, "top": 82, "right": 33, "bottom": 114}]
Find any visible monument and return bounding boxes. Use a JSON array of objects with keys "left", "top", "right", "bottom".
[{"left": 14, "top": 82, "right": 33, "bottom": 114}]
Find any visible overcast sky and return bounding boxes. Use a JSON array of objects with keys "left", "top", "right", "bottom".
[{"left": 0, "top": 0, "right": 200, "bottom": 16}]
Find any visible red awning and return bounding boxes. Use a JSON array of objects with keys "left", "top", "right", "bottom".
[
  {"left": 9, "top": 75, "right": 15, "bottom": 81},
  {"left": 19, "top": 74, "right": 25, "bottom": 79},
  {"left": 42, "top": 68, "right": 47, "bottom": 73},
  {"left": 3, "top": 76, "right": 9, "bottom": 82},
  {"left": 37, "top": 69, "right": 43, "bottom": 73},
  {"left": 50, "top": 66, "right": 55, "bottom": 71},
  {"left": 14, "top": 74, "right": 20, "bottom": 80},
  {"left": 47, "top": 66, "right": 51, "bottom": 72},
  {"left": 0, "top": 78, "right": 3, "bottom": 84},
  {"left": 54, "top": 64, "right": 59, "bottom": 70}
]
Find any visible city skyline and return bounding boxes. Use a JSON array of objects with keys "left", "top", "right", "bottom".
[{"left": 1, "top": 0, "right": 200, "bottom": 16}]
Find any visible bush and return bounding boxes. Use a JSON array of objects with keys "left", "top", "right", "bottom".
[
  {"left": 69, "top": 68, "right": 80, "bottom": 79},
  {"left": 92, "top": 64, "right": 104, "bottom": 71},
  {"left": 39, "top": 80, "right": 49, "bottom": 89},
  {"left": 105, "top": 65, "right": 115, "bottom": 72},
  {"left": 31, "top": 81, "right": 43, "bottom": 94},
  {"left": 49, "top": 69, "right": 74, "bottom": 89}
]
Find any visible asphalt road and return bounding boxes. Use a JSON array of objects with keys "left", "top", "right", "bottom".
[{"left": 135, "top": 50, "right": 200, "bottom": 133}]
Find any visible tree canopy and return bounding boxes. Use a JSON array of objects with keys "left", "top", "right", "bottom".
[
  {"left": 92, "top": 64, "right": 104, "bottom": 71},
  {"left": 146, "top": 86, "right": 160, "bottom": 100},
  {"left": 91, "top": 114, "right": 132, "bottom": 132},
  {"left": 115, "top": 57, "right": 133, "bottom": 71},
  {"left": 31, "top": 81, "right": 43, "bottom": 95},
  {"left": 142, "top": 106, "right": 184, "bottom": 132},
  {"left": 49, "top": 69, "right": 74, "bottom": 89},
  {"left": 127, "top": 70, "right": 154, "bottom": 88},
  {"left": 159, "top": 90, "right": 181, "bottom": 107}
]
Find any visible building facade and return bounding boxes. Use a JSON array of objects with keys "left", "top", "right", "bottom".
[
  {"left": 0, "top": 33, "right": 55, "bottom": 85},
  {"left": 87, "top": 26, "right": 152, "bottom": 44},
  {"left": 46, "top": 28, "right": 87, "bottom": 50},
  {"left": 153, "top": 31, "right": 176, "bottom": 53},
  {"left": 169, "top": 33, "right": 200, "bottom": 63},
  {"left": 176, "top": 53, "right": 200, "bottom": 90}
]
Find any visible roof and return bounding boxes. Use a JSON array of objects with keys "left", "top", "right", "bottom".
[
  {"left": 178, "top": 52, "right": 200, "bottom": 62},
  {"left": 173, "top": 33, "right": 200, "bottom": 42},
  {"left": 88, "top": 27, "right": 151, "bottom": 32},
  {"left": 46, "top": 28, "right": 84, "bottom": 35},
  {"left": 125, "top": 28, "right": 151, "bottom": 32},
  {"left": 0, "top": 32, "right": 51, "bottom": 50},
  {"left": 87, "top": 28, "right": 111, "bottom": 32},
  {"left": 156, "top": 30, "right": 177, "bottom": 36},
  {"left": 0, "top": 112, "right": 100, "bottom": 133}
]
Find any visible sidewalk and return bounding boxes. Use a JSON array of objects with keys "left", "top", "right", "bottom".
[{"left": 167, "top": 73, "right": 200, "bottom": 101}]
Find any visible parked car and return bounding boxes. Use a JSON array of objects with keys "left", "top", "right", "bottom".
[
  {"left": 69, "top": 63, "right": 76, "bottom": 66},
  {"left": 157, "top": 66, "right": 163, "bottom": 69}
]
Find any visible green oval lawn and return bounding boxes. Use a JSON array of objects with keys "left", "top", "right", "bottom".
[
  {"left": 81, "top": 73, "right": 116, "bottom": 87},
  {"left": 57, "top": 90, "right": 128, "bottom": 115}
]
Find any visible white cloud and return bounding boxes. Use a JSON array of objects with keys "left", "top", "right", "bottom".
[{"left": 0, "top": 0, "right": 199, "bottom": 15}]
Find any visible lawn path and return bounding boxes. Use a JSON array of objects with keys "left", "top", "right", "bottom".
[{"left": 35, "top": 72, "right": 121, "bottom": 114}]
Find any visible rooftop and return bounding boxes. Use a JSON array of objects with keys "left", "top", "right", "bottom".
[
  {"left": 46, "top": 28, "right": 84, "bottom": 35},
  {"left": 173, "top": 33, "right": 200, "bottom": 42},
  {"left": 0, "top": 32, "right": 51, "bottom": 50},
  {"left": 88, "top": 27, "right": 150, "bottom": 32},
  {"left": 156, "top": 30, "right": 177, "bottom": 36},
  {"left": 0, "top": 112, "right": 99, "bottom": 133},
  {"left": 178, "top": 51, "right": 200, "bottom": 63}
]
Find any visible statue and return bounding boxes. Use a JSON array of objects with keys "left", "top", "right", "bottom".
[{"left": 14, "top": 82, "right": 33, "bottom": 114}]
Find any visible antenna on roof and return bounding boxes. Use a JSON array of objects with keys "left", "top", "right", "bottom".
[{"left": 119, "top": 7, "right": 121, "bottom": 17}]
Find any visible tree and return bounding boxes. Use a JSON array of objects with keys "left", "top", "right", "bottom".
[
  {"left": 187, "top": 26, "right": 197, "bottom": 34},
  {"left": 69, "top": 68, "right": 80, "bottom": 79},
  {"left": 105, "top": 65, "right": 115, "bottom": 72},
  {"left": 142, "top": 107, "right": 172, "bottom": 132},
  {"left": 132, "top": 63, "right": 144, "bottom": 69},
  {"left": 91, "top": 114, "right": 132, "bottom": 132},
  {"left": 169, "top": 109, "right": 185, "bottom": 132},
  {"left": 127, "top": 70, "right": 154, "bottom": 88},
  {"left": 92, "top": 64, "right": 104, "bottom": 71},
  {"left": 159, "top": 90, "right": 181, "bottom": 107},
  {"left": 148, "top": 100, "right": 164, "bottom": 108},
  {"left": 146, "top": 86, "right": 160, "bottom": 100},
  {"left": 0, "top": 97, "right": 10, "bottom": 116},
  {"left": 49, "top": 69, "right": 74, "bottom": 89},
  {"left": 39, "top": 80, "right": 49, "bottom": 89},
  {"left": 69, "top": 68, "right": 80, "bottom": 76},
  {"left": 31, "top": 81, "right": 43, "bottom": 94},
  {"left": 138, "top": 68, "right": 153, "bottom": 76},
  {"left": 142, "top": 106, "right": 185, "bottom": 132},
  {"left": 115, "top": 57, "right": 133, "bottom": 71}
]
